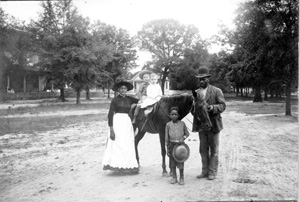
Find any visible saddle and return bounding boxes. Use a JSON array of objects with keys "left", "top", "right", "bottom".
[{"left": 129, "top": 102, "right": 159, "bottom": 132}]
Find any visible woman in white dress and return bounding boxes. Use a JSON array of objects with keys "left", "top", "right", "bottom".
[{"left": 102, "top": 81, "right": 139, "bottom": 173}]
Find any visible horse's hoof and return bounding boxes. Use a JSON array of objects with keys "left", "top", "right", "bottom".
[{"left": 162, "top": 173, "right": 169, "bottom": 177}]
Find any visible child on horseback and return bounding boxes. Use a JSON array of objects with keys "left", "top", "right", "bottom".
[
  {"left": 140, "top": 73, "right": 162, "bottom": 113},
  {"left": 165, "top": 107, "right": 189, "bottom": 185},
  {"left": 132, "top": 72, "right": 162, "bottom": 124}
]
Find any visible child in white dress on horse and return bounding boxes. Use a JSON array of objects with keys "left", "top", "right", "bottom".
[
  {"left": 132, "top": 73, "right": 162, "bottom": 123},
  {"left": 140, "top": 73, "right": 162, "bottom": 110}
]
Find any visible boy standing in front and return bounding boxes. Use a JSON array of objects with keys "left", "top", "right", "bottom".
[{"left": 165, "top": 107, "right": 189, "bottom": 185}]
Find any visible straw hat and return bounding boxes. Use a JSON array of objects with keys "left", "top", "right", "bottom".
[
  {"left": 172, "top": 143, "right": 190, "bottom": 163},
  {"left": 139, "top": 70, "right": 153, "bottom": 80},
  {"left": 112, "top": 81, "right": 133, "bottom": 91}
]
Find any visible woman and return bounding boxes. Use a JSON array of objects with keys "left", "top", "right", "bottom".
[{"left": 102, "top": 81, "right": 139, "bottom": 173}]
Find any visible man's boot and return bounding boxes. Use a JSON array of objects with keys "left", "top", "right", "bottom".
[
  {"left": 179, "top": 168, "right": 184, "bottom": 185},
  {"left": 170, "top": 168, "right": 177, "bottom": 184}
]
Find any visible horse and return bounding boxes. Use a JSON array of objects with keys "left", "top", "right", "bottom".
[{"left": 133, "top": 91, "right": 212, "bottom": 176}]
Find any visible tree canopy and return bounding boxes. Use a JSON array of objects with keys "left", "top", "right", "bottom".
[{"left": 137, "top": 19, "right": 204, "bottom": 94}]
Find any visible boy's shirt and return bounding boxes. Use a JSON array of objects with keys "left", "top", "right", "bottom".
[
  {"left": 165, "top": 120, "right": 189, "bottom": 143},
  {"left": 137, "top": 82, "right": 149, "bottom": 100}
]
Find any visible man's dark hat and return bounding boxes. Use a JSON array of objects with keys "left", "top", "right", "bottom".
[
  {"left": 139, "top": 70, "right": 153, "bottom": 80},
  {"left": 172, "top": 143, "right": 190, "bottom": 163},
  {"left": 112, "top": 81, "right": 133, "bottom": 91},
  {"left": 195, "top": 66, "right": 211, "bottom": 78}
]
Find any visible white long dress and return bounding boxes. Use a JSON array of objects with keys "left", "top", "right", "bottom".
[
  {"left": 102, "top": 95, "right": 139, "bottom": 172},
  {"left": 140, "top": 84, "right": 162, "bottom": 108}
]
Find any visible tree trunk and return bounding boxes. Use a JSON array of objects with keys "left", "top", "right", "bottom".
[
  {"left": 240, "top": 87, "right": 244, "bottom": 97},
  {"left": 161, "top": 67, "right": 169, "bottom": 95},
  {"left": 264, "top": 86, "right": 268, "bottom": 101},
  {"left": 86, "top": 86, "right": 92, "bottom": 100},
  {"left": 253, "top": 86, "right": 263, "bottom": 102},
  {"left": 102, "top": 87, "right": 105, "bottom": 97},
  {"left": 76, "top": 88, "right": 81, "bottom": 104},
  {"left": 245, "top": 88, "right": 248, "bottom": 97},
  {"left": 0, "top": 67, "right": 6, "bottom": 102},
  {"left": 279, "top": 89, "right": 282, "bottom": 98},
  {"left": 270, "top": 88, "right": 274, "bottom": 98},
  {"left": 275, "top": 87, "right": 279, "bottom": 97},
  {"left": 236, "top": 86, "right": 239, "bottom": 97},
  {"left": 59, "top": 88, "right": 66, "bottom": 102},
  {"left": 107, "top": 87, "right": 111, "bottom": 99},
  {"left": 285, "top": 84, "right": 292, "bottom": 116},
  {"left": 0, "top": 55, "right": 8, "bottom": 102}
]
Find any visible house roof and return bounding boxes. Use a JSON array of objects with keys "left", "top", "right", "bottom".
[
  {"left": 129, "top": 70, "right": 169, "bottom": 82},
  {"left": 129, "top": 71, "right": 143, "bottom": 81}
]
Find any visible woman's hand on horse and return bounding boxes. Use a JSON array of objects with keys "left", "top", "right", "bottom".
[{"left": 110, "top": 127, "right": 115, "bottom": 141}]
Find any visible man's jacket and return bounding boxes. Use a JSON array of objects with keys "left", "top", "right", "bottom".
[{"left": 192, "top": 84, "right": 226, "bottom": 133}]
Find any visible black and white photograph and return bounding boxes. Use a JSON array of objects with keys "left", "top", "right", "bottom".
[{"left": 0, "top": 0, "right": 298, "bottom": 201}]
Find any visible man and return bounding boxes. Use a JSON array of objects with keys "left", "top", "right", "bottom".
[{"left": 192, "top": 66, "right": 226, "bottom": 180}]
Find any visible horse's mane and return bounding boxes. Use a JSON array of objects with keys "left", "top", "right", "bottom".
[
  {"left": 159, "top": 94, "right": 194, "bottom": 118},
  {"left": 160, "top": 94, "right": 193, "bottom": 104}
]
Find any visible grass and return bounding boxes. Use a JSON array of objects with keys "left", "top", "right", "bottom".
[
  {"left": 0, "top": 101, "right": 110, "bottom": 116},
  {"left": 0, "top": 114, "right": 107, "bottom": 136},
  {"left": 0, "top": 94, "right": 298, "bottom": 136},
  {"left": 226, "top": 102, "right": 298, "bottom": 115}
]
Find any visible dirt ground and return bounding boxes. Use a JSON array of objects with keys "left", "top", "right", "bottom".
[{"left": 0, "top": 99, "right": 298, "bottom": 202}]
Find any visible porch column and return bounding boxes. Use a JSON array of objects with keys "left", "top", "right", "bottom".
[
  {"left": 7, "top": 76, "right": 10, "bottom": 90},
  {"left": 38, "top": 76, "right": 41, "bottom": 92},
  {"left": 23, "top": 75, "right": 26, "bottom": 92}
]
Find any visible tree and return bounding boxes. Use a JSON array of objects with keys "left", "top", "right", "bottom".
[
  {"left": 137, "top": 19, "right": 202, "bottom": 94},
  {"left": 218, "top": 0, "right": 298, "bottom": 114},
  {"left": 31, "top": 0, "right": 73, "bottom": 101},
  {"left": 209, "top": 51, "right": 234, "bottom": 93},
  {"left": 92, "top": 21, "right": 137, "bottom": 97},
  {"left": 169, "top": 41, "right": 210, "bottom": 90}
]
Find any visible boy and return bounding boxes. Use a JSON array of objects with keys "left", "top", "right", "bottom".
[
  {"left": 132, "top": 70, "right": 152, "bottom": 124},
  {"left": 165, "top": 107, "right": 189, "bottom": 185}
]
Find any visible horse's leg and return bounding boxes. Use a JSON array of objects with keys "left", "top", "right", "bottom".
[
  {"left": 135, "top": 129, "right": 146, "bottom": 166},
  {"left": 159, "top": 131, "right": 168, "bottom": 177}
]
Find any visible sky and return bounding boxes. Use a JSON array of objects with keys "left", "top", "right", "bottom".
[{"left": 0, "top": 0, "right": 245, "bottom": 69}]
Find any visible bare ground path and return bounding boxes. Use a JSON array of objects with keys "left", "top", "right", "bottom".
[{"left": 0, "top": 101, "right": 298, "bottom": 202}]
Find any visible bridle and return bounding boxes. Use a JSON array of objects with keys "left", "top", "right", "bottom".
[{"left": 191, "top": 97, "right": 212, "bottom": 130}]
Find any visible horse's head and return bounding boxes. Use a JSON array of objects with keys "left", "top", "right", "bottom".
[{"left": 192, "top": 90, "right": 212, "bottom": 131}]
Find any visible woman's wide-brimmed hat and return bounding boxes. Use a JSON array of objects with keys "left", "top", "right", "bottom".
[
  {"left": 139, "top": 70, "right": 153, "bottom": 80},
  {"left": 172, "top": 143, "right": 190, "bottom": 163},
  {"left": 112, "top": 81, "right": 133, "bottom": 91},
  {"left": 195, "top": 66, "right": 211, "bottom": 78}
]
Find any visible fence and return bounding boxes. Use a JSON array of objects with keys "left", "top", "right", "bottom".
[{"left": 3, "top": 92, "right": 59, "bottom": 100}]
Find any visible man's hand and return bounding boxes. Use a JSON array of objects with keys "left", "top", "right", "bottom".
[
  {"left": 207, "top": 105, "right": 213, "bottom": 112},
  {"left": 110, "top": 127, "right": 115, "bottom": 141}
]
